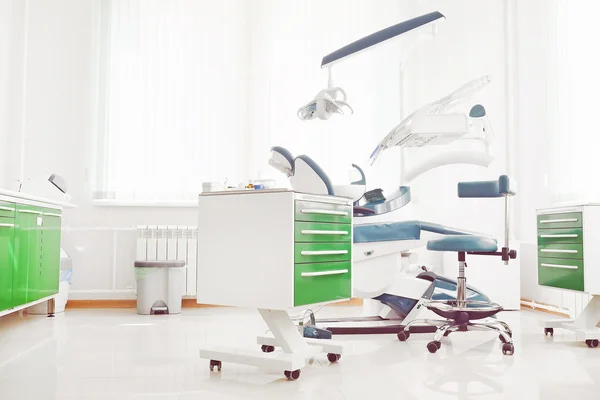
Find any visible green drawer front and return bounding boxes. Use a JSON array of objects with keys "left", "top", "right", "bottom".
[
  {"left": 537, "top": 243, "right": 583, "bottom": 260},
  {"left": 538, "top": 257, "right": 584, "bottom": 291},
  {"left": 295, "top": 242, "right": 351, "bottom": 264},
  {"left": 294, "top": 261, "right": 351, "bottom": 306},
  {"left": 295, "top": 201, "right": 352, "bottom": 224},
  {"left": 537, "top": 212, "right": 582, "bottom": 229},
  {"left": 537, "top": 228, "right": 583, "bottom": 245},
  {"left": 0, "top": 202, "right": 15, "bottom": 219},
  {"left": 294, "top": 222, "right": 351, "bottom": 243}
]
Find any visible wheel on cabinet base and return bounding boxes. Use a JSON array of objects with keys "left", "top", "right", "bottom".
[
  {"left": 397, "top": 330, "right": 410, "bottom": 342},
  {"left": 327, "top": 353, "right": 341, "bottom": 363},
  {"left": 209, "top": 360, "right": 222, "bottom": 372},
  {"left": 502, "top": 343, "right": 515, "bottom": 356},
  {"left": 261, "top": 345, "right": 275, "bottom": 353},
  {"left": 586, "top": 339, "right": 599, "bottom": 348},
  {"left": 427, "top": 341, "right": 441, "bottom": 353},
  {"left": 499, "top": 332, "right": 512, "bottom": 344},
  {"left": 544, "top": 328, "right": 554, "bottom": 336},
  {"left": 284, "top": 369, "right": 301, "bottom": 380}
]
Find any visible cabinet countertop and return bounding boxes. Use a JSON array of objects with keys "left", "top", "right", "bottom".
[{"left": 0, "top": 188, "right": 76, "bottom": 209}]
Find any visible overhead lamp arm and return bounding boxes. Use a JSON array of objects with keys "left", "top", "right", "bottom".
[{"left": 320, "top": 11, "right": 445, "bottom": 69}]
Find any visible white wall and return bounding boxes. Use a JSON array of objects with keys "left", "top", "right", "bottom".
[
  {"left": 4, "top": 0, "right": 518, "bottom": 300},
  {"left": 514, "top": 0, "right": 590, "bottom": 317},
  {"left": 0, "top": 0, "right": 14, "bottom": 188}
]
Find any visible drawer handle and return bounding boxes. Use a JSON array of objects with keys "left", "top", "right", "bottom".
[
  {"left": 301, "top": 269, "right": 349, "bottom": 277},
  {"left": 540, "top": 218, "right": 578, "bottom": 224},
  {"left": 0, "top": 206, "right": 14, "bottom": 212},
  {"left": 301, "top": 250, "right": 348, "bottom": 256},
  {"left": 18, "top": 210, "right": 43, "bottom": 215},
  {"left": 0, "top": 223, "right": 14, "bottom": 228},
  {"left": 540, "top": 263, "right": 579, "bottom": 270},
  {"left": 301, "top": 230, "right": 348, "bottom": 235},
  {"left": 540, "top": 234, "right": 578, "bottom": 238},
  {"left": 301, "top": 209, "right": 348, "bottom": 217},
  {"left": 540, "top": 249, "right": 578, "bottom": 254},
  {"left": 43, "top": 213, "right": 61, "bottom": 217}
]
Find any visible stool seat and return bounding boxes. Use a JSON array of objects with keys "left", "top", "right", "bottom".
[{"left": 426, "top": 235, "right": 498, "bottom": 252}]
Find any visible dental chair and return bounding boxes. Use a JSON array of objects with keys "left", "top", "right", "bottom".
[
  {"left": 269, "top": 146, "right": 501, "bottom": 337},
  {"left": 397, "top": 175, "right": 518, "bottom": 355}
]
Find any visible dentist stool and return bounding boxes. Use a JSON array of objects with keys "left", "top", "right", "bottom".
[{"left": 397, "top": 175, "right": 518, "bottom": 355}]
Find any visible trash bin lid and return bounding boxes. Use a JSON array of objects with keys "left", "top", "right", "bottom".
[{"left": 134, "top": 260, "right": 186, "bottom": 268}]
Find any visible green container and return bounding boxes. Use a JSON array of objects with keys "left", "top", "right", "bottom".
[
  {"left": 538, "top": 257, "right": 584, "bottom": 291},
  {"left": 294, "top": 261, "right": 351, "bottom": 306},
  {"left": 294, "top": 201, "right": 352, "bottom": 224},
  {"left": 537, "top": 228, "right": 583, "bottom": 245},
  {"left": 537, "top": 243, "right": 583, "bottom": 260},
  {"left": 537, "top": 212, "right": 582, "bottom": 229},
  {"left": 294, "top": 222, "right": 352, "bottom": 243},
  {"left": 0, "top": 221, "right": 15, "bottom": 312},
  {"left": 294, "top": 242, "right": 351, "bottom": 264}
]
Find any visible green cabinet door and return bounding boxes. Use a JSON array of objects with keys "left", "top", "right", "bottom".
[
  {"left": 40, "top": 214, "right": 61, "bottom": 298},
  {"left": 13, "top": 209, "right": 43, "bottom": 306},
  {"left": 0, "top": 221, "right": 15, "bottom": 312}
]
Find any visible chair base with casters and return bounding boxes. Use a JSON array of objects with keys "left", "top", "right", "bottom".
[{"left": 397, "top": 175, "right": 518, "bottom": 356}]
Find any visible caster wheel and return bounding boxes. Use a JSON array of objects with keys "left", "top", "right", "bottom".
[
  {"left": 284, "top": 369, "right": 301, "bottom": 380},
  {"left": 502, "top": 343, "right": 515, "bottom": 356},
  {"left": 397, "top": 330, "right": 410, "bottom": 341},
  {"left": 499, "top": 332, "right": 512, "bottom": 344},
  {"left": 544, "top": 328, "right": 554, "bottom": 336},
  {"left": 261, "top": 345, "right": 275, "bottom": 353},
  {"left": 209, "top": 360, "right": 222, "bottom": 372},
  {"left": 586, "top": 339, "right": 599, "bottom": 348},
  {"left": 427, "top": 341, "right": 441, "bottom": 354},
  {"left": 327, "top": 353, "right": 341, "bottom": 363},
  {"left": 443, "top": 330, "right": 451, "bottom": 337}
]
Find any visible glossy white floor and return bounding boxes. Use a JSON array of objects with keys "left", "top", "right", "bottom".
[{"left": 0, "top": 306, "right": 598, "bottom": 400}]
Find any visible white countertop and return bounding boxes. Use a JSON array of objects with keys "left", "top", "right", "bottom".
[{"left": 0, "top": 188, "right": 76, "bottom": 209}]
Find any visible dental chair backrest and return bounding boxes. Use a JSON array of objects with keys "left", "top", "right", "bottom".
[{"left": 457, "top": 175, "right": 517, "bottom": 264}]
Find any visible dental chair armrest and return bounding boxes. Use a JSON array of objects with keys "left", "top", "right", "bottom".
[
  {"left": 354, "top": 206, "right": 376, "bottom": 216},
  {"left": 457, "top": 175, "right": 516, "bottom": 198}
]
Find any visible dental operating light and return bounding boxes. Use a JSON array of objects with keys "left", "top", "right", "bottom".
[{"left": 298, "top": 11, "right": 446, "bottom": 121}]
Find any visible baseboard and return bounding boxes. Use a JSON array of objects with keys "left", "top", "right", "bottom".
[
  {"left": 520, "top": 297, "right": 570, "bottom": 318},
  {"left": 66, "top": 297, "right": 364, "bottom": 309}
]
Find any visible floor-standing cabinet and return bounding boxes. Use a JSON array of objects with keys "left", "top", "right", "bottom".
[{"left": 0, "top": 193, "right": 68, "bottom": 318}]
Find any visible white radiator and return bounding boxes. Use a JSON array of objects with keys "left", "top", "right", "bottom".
[{"left": 136, "top": 225, "right": 198, "bottom": 296}]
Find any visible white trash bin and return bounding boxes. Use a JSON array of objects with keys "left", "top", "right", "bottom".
[
  {"left": 29, "top": 248, "right": 72, "bottom": 315},
  {"left": 134, "top": 260, "right": 186, "bottom": 315}
]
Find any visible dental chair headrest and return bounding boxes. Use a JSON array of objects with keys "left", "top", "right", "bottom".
[
  {"left": 269, "top": 146, "right": 295, "bottom": 177},
  {"left": 351, "top": 164, "right": 366, "bottom": 185},
  {"left": 292, "top": 155, "right": 335, "bottom": 196}
]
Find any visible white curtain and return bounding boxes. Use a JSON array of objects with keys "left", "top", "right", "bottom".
[
  {"left": 95, "top": 0, "right": 408, "bottom": 201},
  {"left": 547, "top": 1, "right": 600, "bottom": 202}
]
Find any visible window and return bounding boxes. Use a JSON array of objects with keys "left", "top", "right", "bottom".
[
  {"left": 94, "top": 0, "right": 407, "bottom": 203},
  {"left": 547, "top": 2, "right": 600, "bottom": 202}
]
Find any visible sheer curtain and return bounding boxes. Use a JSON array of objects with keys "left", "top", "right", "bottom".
[
  {"left": 548, "top": 1, "right": 600, "bottom": 202},
  {"left": 95, "top": 0, "right": 407, "bottom": 202}
]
